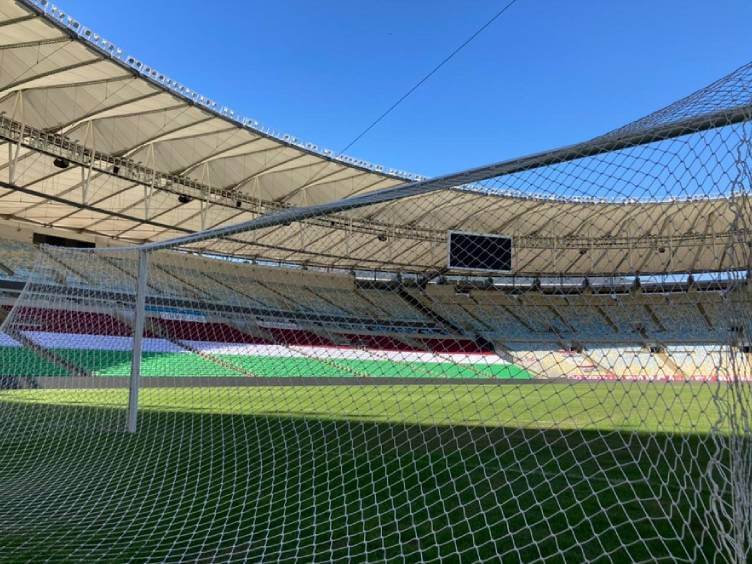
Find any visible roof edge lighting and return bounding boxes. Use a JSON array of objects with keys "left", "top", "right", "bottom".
[{"left": 19, "top": 0, "right": 427, "bottom": 183}]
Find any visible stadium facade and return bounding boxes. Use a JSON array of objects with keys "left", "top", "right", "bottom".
[{"left": 0, "top": 0, "right": 749, "bottom": 562}]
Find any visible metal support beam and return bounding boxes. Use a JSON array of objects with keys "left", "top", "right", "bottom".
[
  {"left": 137, "top": 102, "right": 752, "bottom": 253},
  {"left": 80, "top": 121, "right": 94, "bottom": 204},
  {"left": 127, "top": 249, "right": 149, "bottom": 433},
  {"left": 144, "top": 181, "right": 154, "bottom": 221},
  {"left": 8, "top": 92, "right": 23, "bottom": 184},
  {"left": 200, "top": 162, "right": 210, "bottom": 231},
  {"left": 144, "top": 143, "right": 157, "bottom": 221}
]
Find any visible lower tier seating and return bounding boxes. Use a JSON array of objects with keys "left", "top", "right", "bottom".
[
  {"left": 0, "top": 298, "right": 737, "bottom": 382},
  {"left": 0, "top": 340, "right": 531, "bottom": 380}
]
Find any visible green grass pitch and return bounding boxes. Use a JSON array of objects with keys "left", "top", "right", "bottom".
[{"left": 0, "top": 382, "right": 737, "bottom": 562}]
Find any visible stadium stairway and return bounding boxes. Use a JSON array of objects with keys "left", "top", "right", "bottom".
[
  {"left": 354, "top": 288, "right": 413, "bottom": 321},
  {"left": 395, "top": 285, "right": 499, "bottom": 354},
  {"left": 217, "top": 320, "right": 426, "bottom": 379},
  {"left": 152, "top": 263, "right": 209, "bottom": 301},
  {"left": 505, "top": 346, "right": 591, "bottom": 380},
  {"left": 654, "top": 349, "right": 689, "bottom": 379},
  {"left": 505, "top": 342, "right": 692, "bottom": 382},
  {"left": 5, "top": 326, "right": 90, "bottom": 379},
  {"left": 489, "top": 341, "right": 519, "bottom": 368},
  {"left": 0, "top": 309, "right": 38, "bottom": 387},
  {"left": 592, "top": 304, "right": 620, "bottom": 334},
  {"left": 396, "top": 286, "right": 461, "bottom": 335},
  {"left": 579, "top": 349, "right": 616, "bottom": 378},
  {"left": 319, "top": 330, "right": 352, "bottom": 347},
  {"left": 0, "top": 258, "right": 13, "bottom": 279},
  {"left": 39, "top": 246, "right": 91, "bottom": 286},
  {"left": 233, "top": 274, "right": 297, "bottom": 312},
  {"left": 0, "top": 305, "right": 89, "bottom": 380},
  {"left": 225, "top": 318, "right": 277, "bottom": 344},
  {"left": 393, "top": 334, "right": 430, "bottom": 352},
  {"left": 143, "top": 317, "right": 255, "bottom": 378},
  {"left": 98, "top": 255, "right": 202, "bottom": 301},
  {"left": 200, "top": 271, "right": 265, "bottom": 308}
]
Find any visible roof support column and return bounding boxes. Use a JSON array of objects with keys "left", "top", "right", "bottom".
[
  {"left": 144, "top": 180, "right": 155, "bottom": 221},
  {"left": 80, "top": 121, "right": 95, "bottom": 205},
  {"left": 200, "top": 193, "right": 208, "bottom": 231},
  {"left": 667, "top": 217, "right": 675, "bottom": 272},
  {"left": 199, "top": 163, "right": 211, "bottom": 231},
  {"left": 144, "top": 143, "right": 156, "bottom": 220},
  {"left": 8, "top": 92, "right": 24, "bottom": 185}
]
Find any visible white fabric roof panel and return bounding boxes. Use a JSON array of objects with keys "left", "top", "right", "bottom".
[{"left": 0, "top": 0, "right": 748, "bottom": 276}]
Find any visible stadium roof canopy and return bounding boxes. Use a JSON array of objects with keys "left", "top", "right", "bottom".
[
  {"left": 0, "top": 0, "right": 750, "bottom": 276},
  {"left": 0, "top": 1, "right": 421, "bottom": 232}
]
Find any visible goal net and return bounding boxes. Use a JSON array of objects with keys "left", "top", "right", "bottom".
[{"left": 0, "top": 63, "right": 750, "bottom": 562}]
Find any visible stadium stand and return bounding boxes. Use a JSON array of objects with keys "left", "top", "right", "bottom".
[
  {"left": 0, "top": 241, "right": 533, "bottom": 380},
  {"left": 0, "top": 1, "right": 750, "bottom": 559},
  {"left": 0, "top": 237, "right": 740, "bottom": 383}
]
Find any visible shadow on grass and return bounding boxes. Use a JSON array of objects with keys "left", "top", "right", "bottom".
[{"left": 0, "top": 401, "right": 739, "bottom": 563}]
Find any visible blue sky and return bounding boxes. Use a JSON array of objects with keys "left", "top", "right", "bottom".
[{"left": 62, "top": 0, "right": 752, "bottom": 177}]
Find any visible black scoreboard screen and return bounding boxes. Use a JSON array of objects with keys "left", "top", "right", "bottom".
[{"left": 448, "top": 231, "right": 512, "bottom": 272}]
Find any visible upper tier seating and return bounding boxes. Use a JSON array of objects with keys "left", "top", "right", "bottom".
[
  {"left": 648, "top": 303, "right": 714, "bottom": 338},
  {"left": 0, "top": 239, "right": 67, "bottom": 285},
  {"left": 417, "top": 287, "right": 533, "bottom": 338},
  {"left": 0, "top": 238, "right": 739, "bottom": 354},
  {"left": 313, "top": 287, "right": 386, "bottom": 319},
  {"left": 0, "top": 239, "right": 39, "bottom": 279},
  {"left": 552, "top": 305, "right": 613, "bottom": 339},
  {"left": 598, "top": 302, "right": 663, "bottom": 335},
  {"left": 357, "top": 289, "right": 426, "bottom": 323}
]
